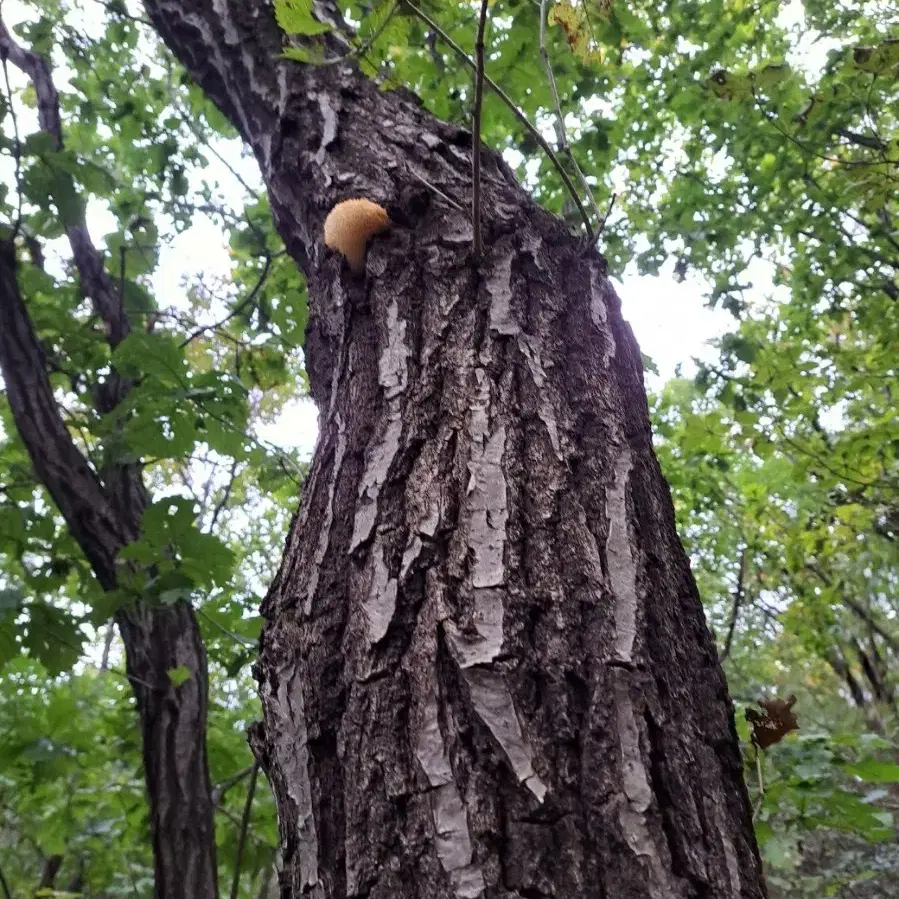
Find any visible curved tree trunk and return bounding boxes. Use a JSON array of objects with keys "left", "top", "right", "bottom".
[
  {"left": 0, "top": 21, "right": 217, "bottom": 898},
  {"left": 145, "top": 2, "right": 766, "bottom": 897}
]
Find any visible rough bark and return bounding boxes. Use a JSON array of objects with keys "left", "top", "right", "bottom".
[
  {"left": 143, "top": 2, "right": 767, "bottom": 897},
  {"left": 0, "top": 20, "right": 218, "bottom": 897}
]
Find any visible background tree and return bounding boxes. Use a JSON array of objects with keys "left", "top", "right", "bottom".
[{"left": 0, "top": 3, "right": 298, "bottom": 895}]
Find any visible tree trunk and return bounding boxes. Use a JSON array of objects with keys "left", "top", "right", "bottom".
[
  {"left": 145, "top": 2, "right": 766, "bottom": 897},
  {"left": 0, "top": 20, "right": 218, "bottom": 893},
  {"left": 0, "top": 240, "right": 218, "bottom": 899}
]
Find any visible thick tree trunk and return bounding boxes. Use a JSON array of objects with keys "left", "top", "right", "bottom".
[{"left": 145, "top": 2, "right": 766, "bottom": 897}]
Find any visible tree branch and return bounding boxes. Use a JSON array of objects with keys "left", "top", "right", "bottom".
[
  {"left": 208, "top": 457, "right": 240, "bottom": 530},
  {"left": 404, "top": 0, "right": 594, "bottom": 239},
  {"left": 0, "top": 17, "right": 129, "bottom": 347},
  {"left": 805, "top": 563, "right": 899, "bottom": 653},
  {"left": 0, "top": 242, "right": 125, "bottom": 587},
  {"left": 0, "top": 26, "right": 224, "bottom": 895},
  {"left": 539, "top": 0, "right": 600, "bottom": 224},
  {"left": 0, "top": 46, "right": 23, "bottom": 239},
  {"left": 471, "top": 0, "right": 489, "bottom": 258},
  {"left": 229, "top": 762, "right": 260, "bottom": 899},
  {"left": 212, "top": 764, "right": 257, "bottom": 808},
  {"left": 720, "top": 547, "right": 747, "bottom": 662}
]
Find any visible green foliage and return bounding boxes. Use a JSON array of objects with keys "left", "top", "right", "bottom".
[
  {"left": 0, "top": 1, "right": 302, "bottom": 892},
  {"left": 654, "top": 372, "right": 898, "bottom": 893},
  {"left": 275, "top": 0, "right": 332, "bottom": 37},
  {"left": 1, "top": 0, "right": 897, "bottom": 895}
]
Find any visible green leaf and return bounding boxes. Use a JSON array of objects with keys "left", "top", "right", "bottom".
[
  {"left": 274, "top": 0, "right": 332, "bottom": 36},
  {"left": 641, "top": 352, "right": 659, "bottom": 376},
  {"left": 111, "top": 332, "right": 187, "bottom": 383},
  {"left": 50, "top": 170, "right": 85, "bottom": 227},
  {"left": 167, "top": 665, "right": 192, "bottom": 687},
  {"left": 282, "top": 45, "right": 327, "bottom": 65},
  {"left": 852, "top": 39, "right": 899, "bottom": 74},
  {"left": 21, "top": 604, "right": 84, "bottom": 676},
  {"left": 843, "top": 760, "right": 899, "bottom": 784},
  {"left": 21, "top": 131, "right": 57, "bottom": 157}
]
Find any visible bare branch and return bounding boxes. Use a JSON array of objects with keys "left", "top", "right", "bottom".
[
  {"left": 179, "top": 248, "right": 282, "bottom": 348},
  {"left": 0, "top": 47, "right": 23, "bottom": 238},
  {"left": 212, "top": 764, "right": 257, "bottom": 808},
  {"left": 163, "top": 56, "right": 260, "bottom": 199},
  {"left": 805, "top": 563, "right": 899, "bottom": 653},
  {"left": 539, "top": 0, "right": 601, "bottom": 224},
  {"left": 229, "top": 763, "right": 261, "bottom": 899},
  {"left": 0, "top": 17, "right": 129, "bottom": 346},
  {"left": 100, "top": 621, "right": 116, "bottom": 671},
  {"left": 405, "top": 164, "right": 465, "bottom": 212},
  {"left": 208, "top": 457, "right": 240, "bottom": 530},
  {"left": 86, "top": 0, "right": 153, "bottom": 27},
  {"left": 404, "top": 0, "right": 594, "bottom": 239},
  {"left": 471, "top": 0, "right": 489, "bottom": 258},
  {"left": 581, "top": 191, "right": 617, "bottom": 256},
  {"left": 317, "top": 0, "right": 401, "bottom": 67},
  {"left": 834, "top": 127, "right": 887, "bottom": 151},
  {"left": 0, "top": 241, "right": 124, "bottom": 587},
  {"left": 720, "top": 547, "right": 747, "bottom": 662}
]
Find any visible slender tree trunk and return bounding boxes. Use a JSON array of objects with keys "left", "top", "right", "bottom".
[
  {"left": 0, "top": 19, "right": 218, "bottom": 894},
  {"left": 145, "top": 2, "right": 766, "bottom": 897},
  {"left": 0, "top": 241, "right": 218, "bottom": 899}
]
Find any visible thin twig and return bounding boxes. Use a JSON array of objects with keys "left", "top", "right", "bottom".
[
  {"left": 405, "top": 165, "right": 465, "bottom": 211},
  {"left": 752, "top": 82, "right": 898, "bottom": 172},
  {"left": 178, "top": 249, "right": 281, "bottom": 348},
  {"left": 208, "top": 457, "right": 240, "bottom": 530},
  {"left": 580, "top": 191, "right": 616, "bottom": 256},
  {"left": 14, "top": 607, "right": 157, "bottom": 690},
  {"left": 255, "top": 853, "right": 278, "bottom": 899},
  {"left": 539, "top": 0, "right": 600, "bottom": 224},
  {"left": 752, "top": 748, "right": 765, "bottom": 818},
  {"left": 100, "top": 621, "right": 116, "bottom": 671},
  {"left": 86, "top": 0, "right": 153, "bottom": 27},
  {"left": 1, "top": 50, "right": 23, "bottom": 240},
  {"left": 164, "top": 58, "right": 260, "bottom": 199},
  {"left": 229, "top": 762, "right": 260, "bottom": 899},
  {"left": 403, "top": 0, "right": 593, "bottom": 238},
  {"left": 318, "top": 0, "right": 400, "bottom": 66},
  {"left": 471, "top": 0, "right": 489, "bottom": 258},
  {"left": 213, "top": 764, "right": 256, "bottom": 808},
  {"left": 0, "top": 17, "right": 130, "bottom": 346},
  {"left": 804, "top": 563, "right": 899, "bottom": 653},
  {"left": 720, "top": 547, "right": 747, "bottom": 662},
  {"left": 217, "top": 806, "right": 274, "bottom": 853},
  {"left": 197, "top": 607, "right": 257, "bottom": 647}
]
